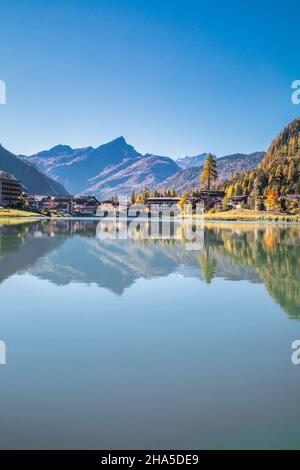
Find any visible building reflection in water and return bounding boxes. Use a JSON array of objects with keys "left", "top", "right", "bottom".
[{"left": 0, "top": 219, "right": 300, "bottom": 318}]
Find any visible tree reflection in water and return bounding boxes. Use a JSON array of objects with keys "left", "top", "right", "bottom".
[{"left": 0, "top": 219, "right": 299, "bottom": 318}]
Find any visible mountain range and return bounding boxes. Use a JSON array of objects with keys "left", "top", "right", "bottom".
[
  {"left": 176, "top": 153, "right": 209, "bottom": 169},
  {"left": 157, "top": 152, "right": 265, "bottom": 193},
  {"left": 21, "top": 139, "right": 264, "bottom": 198},
  {"left": 1, "top": 118, "right": 299, "bottom": 200}
]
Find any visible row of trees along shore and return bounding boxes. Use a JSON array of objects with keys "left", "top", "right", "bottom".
[
  {"left": 127, "top": 154, "right": 219, "bottom": 207},
  {"left": 123, "top": 149, "right": 300, "bottom": 213}
]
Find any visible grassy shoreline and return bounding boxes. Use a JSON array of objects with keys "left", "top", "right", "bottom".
[
  {"left": 202, "top": 209, "right": 300, "bottom": 222},
  {"left": 1, "top": 208, "right": 300, "bottom": 223},
  {"left": 0, "top": 208, "right": 43, "bottom": 217},
  {"left": 0, "top": 208, "right": 70, "bottom": 218}
]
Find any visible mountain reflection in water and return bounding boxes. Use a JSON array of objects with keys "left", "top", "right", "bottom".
[{"left": 0, "top": 219, "right": 299, "bottom": 318}]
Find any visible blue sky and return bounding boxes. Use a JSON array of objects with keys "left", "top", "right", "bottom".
[{"left": 0, "top": 0, "right": 299, "bottom": 158}]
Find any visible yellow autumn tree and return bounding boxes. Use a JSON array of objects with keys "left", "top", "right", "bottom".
[{"left": 265, "top": 189, "right": 281, "bottom": 212}]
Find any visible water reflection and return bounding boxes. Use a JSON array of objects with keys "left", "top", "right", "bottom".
[{"left": 0, "top": 219, "right": 299, "bottom": 318}]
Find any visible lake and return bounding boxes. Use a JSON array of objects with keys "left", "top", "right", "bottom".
[{"left": 0, "top": 218, "right": 300, "bottom": 449}]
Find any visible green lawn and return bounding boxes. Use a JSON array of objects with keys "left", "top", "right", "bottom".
[
  {"left": 202, "top": 209, "right": 300, "bottom": 222},
  {"left": 0, "top": 208, "right": 42, "bottom": 217}
]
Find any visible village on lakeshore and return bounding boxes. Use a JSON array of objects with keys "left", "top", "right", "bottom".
[
  {"left": 0, "top": 168, "right": 226, "bottom": 217},
  {"left": 1, "top": 117, "right": 300, "bottom": 222},
  {"left": 1, "top": 159, "right": 300, "bottom": 221}
]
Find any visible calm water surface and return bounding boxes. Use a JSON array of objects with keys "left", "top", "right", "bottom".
[{"left": 0, "top": 219, "right": 300, "bottom": 449}]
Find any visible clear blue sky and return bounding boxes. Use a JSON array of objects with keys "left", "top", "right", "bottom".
[{"left": 0, "top": 0, "right": 299, "bottom": 158}]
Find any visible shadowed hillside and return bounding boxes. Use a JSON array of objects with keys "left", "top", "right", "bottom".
[{"left": 0, "top": 144, "right": 68, "bottom": 195}]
